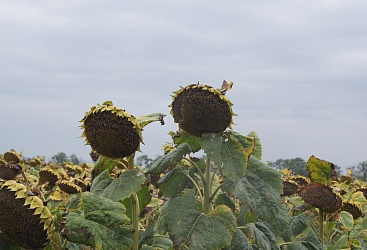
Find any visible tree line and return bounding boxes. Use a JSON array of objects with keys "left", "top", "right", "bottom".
[{"left": 48, "top": 153, "right": 367, "bottom": 181}]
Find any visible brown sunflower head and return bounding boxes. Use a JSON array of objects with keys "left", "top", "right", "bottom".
[
  {"left": 2, "top": 150, "right": 22, "bottom": 164},
  {"left": 0, "top": 180, "right": 55, "bottom": 249},
  {"left": 57, "top": 180, "right": 82, "bottom": 194},
  {"left": 80, "top": 101, "right": 143, "bottom": 158},
  {"left": 0, "top": 162, "right": 22, "bottom": 180},
  {"left": 300, "top": 182, "right": 342, "bottom": 213},
  {"left": 281, "top": 179, "right": 299, "bottom": 196},
  {"left": 341, "top": 202, "right": 362, "bottom": 220},
  {"left": 292, "top": 175, "right": 310, "bottom": 188},
  {"left": 39, "top": 167, "right": 59, "bottom": 187},
  {"left": 169, "top": 83, "right": 235, "bottom": 137}
]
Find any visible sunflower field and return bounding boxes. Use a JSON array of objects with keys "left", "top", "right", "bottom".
[{"left": 1, "top": 81, "right": 367, "bottom": 250}]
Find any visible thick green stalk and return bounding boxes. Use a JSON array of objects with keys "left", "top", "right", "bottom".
[
  {"left": 203, "top": 157, "right": 212, "bottom": 214},
  {"left": 319, "top": 208, "right": 324, "bottom": 246},
  {"left": 127, "top": 154, "right": 139, "bottom": 250},
  {"left": 132, "top": 193, "right": 140, "bottom": 250}
]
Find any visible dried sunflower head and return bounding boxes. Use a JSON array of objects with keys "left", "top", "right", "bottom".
[
  {"left": 0, "top": 180, "right": 55, "bottom": 249},
  {"left": 341, "top": 202, "right": 362, "bottom": 220},
  {"left": 292, "top": 175, "right": 310, "bottom": 188},
  {"left": 169, "top": 83, "right": 235, "bottom": 137},
  {"left": 39, "top": 167, "right": 59, "bottom": 187},
  {"left": 281, "top": 179, "right": 299, "bottom": 196},
  {"left": 0, "top": 162, "right": 22, "bottom": 180},
  {"left": 57, "top": 180, "right": 82, "bottom": 194},
  {"left": 300, "top": 182, "right": 342, "bottom": 213},
  {"left": 3, "top": 150, "right": 22, "bottom": 164},
  {"left": 80, "top": 101, "right": 143, "bottom": 158}
]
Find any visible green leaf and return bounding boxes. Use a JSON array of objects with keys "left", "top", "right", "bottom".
[
  {"left": 247, "top": 131, "right": 262, "bottom": 160},
  {"left": 64, "top": 192, "right": 133, "bottom": 250},
  {"left": 92, "top": 155, "right": 118, "bottom": 178},
  {"left": 246, "top": 156, "right": 283, "bottom": 195},
  {"left": 351, "top": 191, "right": 367, "bottom": 206},
  {"left": 339, "top": 211, "right": 354, "bottom": 230},
  {"left": 90, "top": 170, "right": 113, "bottom": 195},
  {"left": 151, "top": 234, "right": 174, "bottom": 250},
  {"left": 245, "top": 223, "right": 271, "bottom": 250},
  {"left": 301, "top": 230, "right": 323, "bottom": 250},
  {"left": 284, "top": 213, "right": 314, "bottom": 240},
  {"left": 264, "top": 204, "right": 289, "bottom": 239},
  {"left": 156, "top": 194, "right": 232, "bottom": 250},
  {"left": 170, "top": 130, "right": 201, "bottom": 152},
  {"left": 120, "top": 185, "right": 152, "bottom": 220},
  {"left": 214, "top": 193, "right": 235, "bottom": 212},
  {"left": 91, "top": 168, "right": 145, "bottom": 202},
  {"left": 201, "top": 133, "right": 223, "bottom": 167},
  {"left": 148, "top": 143, "right": 192, "bottom": 174},
  {"left": 228, "top": 130, "right": 255, "bottom": 158},
  {"left": 157, "top": 168, "right": 192, "bottom": 198},
  {"left": 255, "top": 222, "right": 280, "bottom": 250},
  {"left": 287, "top": 242, "right": 309, "bottom": 250},
  {"left": 235, "top": 173, "right": 281, "bottom": 224},
  {"left": 306, "top": 155, "right": 334, "bottom": 185},
  {"left": 222, "top": 132, "right": 248, "bottom": 182},
  {"left": 137, "top": 113, "right": 166, "bottom": 128},
  {"left": 227, "top": 230, "right": 253, "bottom": 250},
  {"left": 209, "top": 205, "right": 237, "bottom": 233}
]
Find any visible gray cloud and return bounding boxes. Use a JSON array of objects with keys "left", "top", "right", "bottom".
[{"left": 1, "top": 0, "right": 367, "bottom": 168}]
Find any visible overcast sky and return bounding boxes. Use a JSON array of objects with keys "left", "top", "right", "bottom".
[{"left": 1, "top": 0, "right": 366, "bottom": 170}]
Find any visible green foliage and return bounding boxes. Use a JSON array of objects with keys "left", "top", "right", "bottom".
[
  {"left": 156, "top": 194, "right": 233, "bottom": 249},
  {"left": 64, "top": 192, "right": 133, "bottom": 250},
  {"left": 148, "top": 143, "right": 192, "bottom": 175},
  {"left": 268, "top": 157, "right": 308, "bottom": 176},
  {"left": 137, "top": 113, "right": 166, "bottom": 128},
  {"left": 91, "top": 169, "right": 145, "bottom": 202},
  {"left": 169, "top": 130, "right": 202, "bottom": 152},
  {"left": 306, "top": 155, "right": 334, "bottom": 185}
]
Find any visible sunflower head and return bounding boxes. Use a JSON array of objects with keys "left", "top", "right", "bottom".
[
  {"left": 341, "top": 202, "right": 362, "bottom": 220},
  {"left": 2, "top": 150, "right": 22, "bottom": 164},
  {"left": 281, "top": 179, "right": 299, "bottom": 196},
  {"left": 169, "top": 82, "right": 235, "bottom": 137},
  {"left": 0, "top": 180, "right": 55, "bottom": 249},
  {"left": 57, "top": 180, "right": 82, "bottom": 194},
  {"left": 80, "top": 101, "right": 143, "bottom": 158},
  {"left": 0, "top": 162, "right": 22, "bottom": 180},
  {"left": 39, "top": 167, "right": 59, "bottom": 187},
  {"left": 300, "top": 182, "right": 342, "bottom": 213}
]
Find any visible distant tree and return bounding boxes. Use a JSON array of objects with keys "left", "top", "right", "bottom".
[
  {"left": 348, "top": 161, "right": 367, "bottom": 180},
  {"left": 268, "top": 157, "right": 308, "bottom": 176},
  {"left": 51, "top": 152, "right": 69, "bottom": 164},
  {"left": 69, "top": 154, "right": 81, "bottom": 165},
  {"left": 135, "top": 154, "right": 161, "bottom": 169}
]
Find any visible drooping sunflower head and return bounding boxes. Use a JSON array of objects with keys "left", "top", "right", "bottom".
[
  {"left": 169, "top": 82, "right": 235, "bottom": 137},
  {"left": 57, "top": 180, "right": 82, "bottom": 194},
  {"left": 39, "top": 167, "right": 59, "bottom": 187},
  {"left": 281, "top": 179, "right": 299, "bottom": 196},
  {"left": 2, "top": 150, "right": 22, "bottom": 164},
  {"left": 300, "top": 182, "right": 342, "bottom": 213},
  {"left": 80, "top": 101, "right": 143, "bottom": 158},
  {"left": 341, "top": 202, "right": 362, "bottom": 220},
  {"left": 0, "top": 162, "right": 22, "bottom": 180},
  {"left": 0, "top": 180, "right": 55, "bottom": 249}
]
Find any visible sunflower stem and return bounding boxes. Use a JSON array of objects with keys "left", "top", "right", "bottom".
[
  {"left": 203, "top": 156, "right": 212, "bottom": 214},
  {"left": 132, "top": 193, "right": 140, "bottom": 250},
  {"left": 319, "top": 208, "right": 324, "bottom": 246}
]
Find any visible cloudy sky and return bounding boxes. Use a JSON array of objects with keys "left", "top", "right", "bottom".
[{"left": 1, "top": 0, "right": 366, "bottom": 170}]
